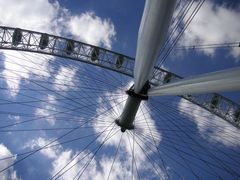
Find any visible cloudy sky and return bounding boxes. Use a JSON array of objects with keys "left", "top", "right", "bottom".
[{"left": 0, "top": 0, "right": 240, "bottom": 179}]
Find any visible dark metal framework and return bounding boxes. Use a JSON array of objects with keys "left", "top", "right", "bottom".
[{"left": 0, "top": 26, "right": 239, "bottom": 128}]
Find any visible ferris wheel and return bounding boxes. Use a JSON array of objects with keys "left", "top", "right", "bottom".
[{"left": 0, "top": 0, "right": 240, "bottom": 179}]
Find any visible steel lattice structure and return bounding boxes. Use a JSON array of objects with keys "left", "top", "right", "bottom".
[{"left": 0, "top": 26, "right": 239, "bottom": 128}]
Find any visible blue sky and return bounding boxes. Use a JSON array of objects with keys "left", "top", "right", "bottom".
[{"left": 0, "top": 0, "right": 240, "bottom": 179}]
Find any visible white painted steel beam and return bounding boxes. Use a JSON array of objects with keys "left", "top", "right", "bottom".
[
  {"left": 148, "top": 67, "right": 240, "bottom": 96},
  {"left": 134, "top": 0, "right": 177, "bottom": 92}
]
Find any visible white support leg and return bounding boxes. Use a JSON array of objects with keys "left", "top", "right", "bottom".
[
  {"left": 148, "top": 67, "right": 240, "bottom": 96},
  {"left": 134, "top": 0, "right": 176, "bottom": 93}
]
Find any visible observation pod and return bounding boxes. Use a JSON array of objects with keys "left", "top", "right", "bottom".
[
  {"left": 39, "top": 33, "right": 49, "bottom": 50},
  {"left": 115, "top": 82, "right": 150, "bottom": 132},
  {"left": 65, "top": 40, "right": 74, "bottom": 55},
  {"left": 91, "top": 47, "right": 99, "bottom": 61},
  {"left": 163, "top": 73, "right": 172, "bottom": 84},
  {"left": 115, "top": 55, "right": 124, "bottom": 69},
  {"left": 12, "top": 28, "right": 22, "bottom": 46},
  {"left": 210, "top": 94, "right": 220, "bottom": 109},
  {"left": 234, "top": 109, "right": 240, "bottom": 123}
]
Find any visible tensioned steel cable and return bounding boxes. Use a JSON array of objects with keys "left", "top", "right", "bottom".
[{"left": 155, "top": 0, "right": 206, "bottom": 70}]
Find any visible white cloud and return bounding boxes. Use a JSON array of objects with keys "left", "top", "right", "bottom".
[
  {"left": 0, "top": 0, "right": 116, "bottom": 97},
  {"left": 0, "top": 0, "right": 62, "bottom": 35},
  {"left": 0, "top": 144, "right": 19, "bottom": 180},
  {"left": 49, "top": 135, "right": 138, "bottom": 180},
  {"left": 24, "top": 137, "right": 99, "bottom": 179},
  {"left": 24, "top": 137, "right": 59, "bottom": 159},
  {"left": 8, "top": 115, "right": 20, "bottom": 122},
  {"left": 54, "top": 66, "right": 77, "bottom": 91},
  {"left": 178, "top": 98, "right": 240, "bottom": 147},
  {"left": 35, "top": 94, "right": 57, "bottom": 125},
  {"left": 96, "top": 156, "right": 132, "bottom": 180},
  {"left": 0, "top": 0, "right": 116, "bottom": 46},
  {"left": 25, "top": 134, "right": 164, "bottom": 180},
  {"left": 68, "top": 11, "right": 116, "bottom": 49},
  {"left": 23, "top": 137, "right": 93, "bottom": 179},
  {"left": 1, "top": 51, "right": 51, "bottom": 97},
  {"left": 179, "top": 1, "right": 240, "bottom": 59},
  {"left": 51, "top": 149, "right": 99, "bottom": 180}
]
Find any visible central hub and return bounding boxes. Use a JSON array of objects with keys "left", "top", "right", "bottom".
[{"left": 115, "top": 82, "right": 150, "bottom": 132}]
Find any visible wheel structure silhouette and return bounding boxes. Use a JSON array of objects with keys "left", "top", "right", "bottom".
[{"left": 0, "top": 2, "right": 240, "bottom": 179}]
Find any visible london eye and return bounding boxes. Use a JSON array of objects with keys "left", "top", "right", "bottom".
[{"left": 0, "top": 0, "right": 240, "bottom": 179}]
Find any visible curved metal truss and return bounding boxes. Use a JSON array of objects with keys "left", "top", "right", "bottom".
[{"left": 0, "top": 26, "right": 239, "bottom": 128}]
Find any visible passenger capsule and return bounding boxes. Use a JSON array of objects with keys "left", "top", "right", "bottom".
[
  {"left": 116, "top": 55, "right": 124, "bottom": 68},
  {"left": 39, "top": 34, "right": 49, "bottom": 50},
  {"left": 234, "top": 109, "right": 240, "bottom": 122},
  {"left": 12, "top": 28, "right": 22, "bottom": 46},
  {"left": 210, "top": 95, "right": 220, "bottom": 109},
  {"left": 163, "top": 73, "right": 172, "bottom": 84},
  {"left": 91, "top": 47, "right": 99, "bottom": 61},
  {"left": 65, "top": 40, "right": 74, "bottom": 55}
]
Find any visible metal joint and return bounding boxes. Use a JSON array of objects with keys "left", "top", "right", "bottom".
[{"left": 126, "top": 81, "right": 150, "bottom": 100}]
